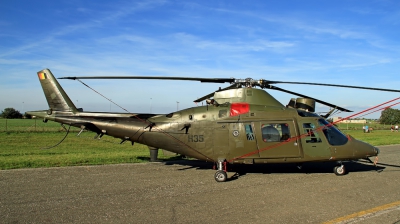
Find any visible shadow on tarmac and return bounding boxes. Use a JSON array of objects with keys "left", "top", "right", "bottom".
[{"left": 161, "top": 159, "right": 388, "bottom": 181}]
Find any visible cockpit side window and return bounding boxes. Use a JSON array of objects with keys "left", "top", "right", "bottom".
[{"left": 303, "top": 123, "right": 322, "bottom": 143}]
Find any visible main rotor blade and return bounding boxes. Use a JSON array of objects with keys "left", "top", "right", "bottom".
[
  {"left": 59, "top": 76, "right": 235, "bottom": 83},
  {"left": 262, "top": 81, "right": 400, "bottom": 93},
  {"left": 60, "top": 75, "right": 400, "bottom": 93},
  {"left": 265, "top": 84, "right": 352, "bottom": 112}
]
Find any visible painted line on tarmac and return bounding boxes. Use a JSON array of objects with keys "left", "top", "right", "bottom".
[{"left": 323, "top": 200, "right": 400, "bottom": 224}]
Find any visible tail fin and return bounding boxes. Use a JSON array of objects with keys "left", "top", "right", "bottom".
[{"left": 37, "top": 69, "right": 79, "bottom": 113}]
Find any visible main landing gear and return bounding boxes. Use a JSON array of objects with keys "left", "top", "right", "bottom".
[{"left": 214, "top": 160, "right": 228, "bottom": 182}]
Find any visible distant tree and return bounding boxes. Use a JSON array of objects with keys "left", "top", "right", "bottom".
[
  {"left": 1, "top": 107, "right": 23, "bottom": 119},
  {"left": 379, "top": 108, "right": 400, "bottom": 125}
]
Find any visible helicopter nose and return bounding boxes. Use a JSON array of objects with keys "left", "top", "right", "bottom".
[
  {"left": 350, "top": 138, "right": 380, "bottom": 158},
  {"left": 365, "top": 144, "right": 379, "bottom": 157},
  {"left": 373, "top": 146, "right": 380, "bottom": 156}
]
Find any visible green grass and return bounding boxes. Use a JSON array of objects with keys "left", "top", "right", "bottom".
[
  {"left": 334, "top": 121, "right": 400, "bottom": 145},
  {"left": 0, "top": 131, "right": 180, "bottom": 170},
  {"left": 335, "top": 122, "right": 393, "bottom": 131},
  {"left": 1, "top": 119, "right": 399, "bottom": 170},
  {"left": 0, "top": 118, "right": 62, "bottom": 132},
  {"left": 342, "top": 129, "right": 400, "bottom": 146}
]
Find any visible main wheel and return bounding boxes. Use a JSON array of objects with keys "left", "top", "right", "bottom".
[
  {"left": 334, "top": 165, "right": 346, "bottom": 176},
  {"left": 214, "top": 170, "right": 228, "bottom": 182}
]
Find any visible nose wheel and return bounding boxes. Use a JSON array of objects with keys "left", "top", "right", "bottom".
[{"left": 333, "top": 163, "right": 346, "bottom": 175}]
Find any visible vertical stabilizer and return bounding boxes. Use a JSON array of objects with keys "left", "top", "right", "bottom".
[{"left": 37, "top": 69, "right": 78, "bottom": 112}]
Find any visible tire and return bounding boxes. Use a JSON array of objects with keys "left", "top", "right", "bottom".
[
  {"left": 214, "top": 170, "right": 228, "bottom": 182},
  {"left": 334, "top": 165, "right": 346, "bottom": 176}
]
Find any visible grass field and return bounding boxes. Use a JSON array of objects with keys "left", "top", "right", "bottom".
[
  {"left": 0, "top": 118, "right": 66, "bottom": 132},
  {"left": 0, "top": 131, "right": 183, "bottom": 170},
  {"left": 0, "top": 119, "right": 399, "bottom": 170},
  {"left": 0, "top": 119, "right": 182, "bottom": 169}
]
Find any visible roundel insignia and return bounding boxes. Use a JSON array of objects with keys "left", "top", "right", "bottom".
[{"left": 232, "top": 130, "right": 239, "bottom": 137}]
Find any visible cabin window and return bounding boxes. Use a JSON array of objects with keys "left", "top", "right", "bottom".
[
  {"left": 303, "top": 123, "right": 322, "bottom": 143},
  {"left": 245, "top": 124, "right": 255, "bottom": 141},
  {"left": 261, "top": 123, "right": 291, "bottom": 142},
  {"left": 219, "top": 110, "right": 227, "bottom": 118}
]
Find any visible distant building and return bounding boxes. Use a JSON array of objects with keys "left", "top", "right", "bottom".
[{"left": 332, "top": 117, "right": 366, "bottom": 124}]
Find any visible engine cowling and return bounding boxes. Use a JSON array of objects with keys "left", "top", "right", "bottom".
[{"left": 287, "top": 98, "right": 316, "bottom": 112}]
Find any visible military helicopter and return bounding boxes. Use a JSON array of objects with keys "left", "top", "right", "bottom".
[{"left": 27, "top": 69, "right": 399, "bottom": 182}]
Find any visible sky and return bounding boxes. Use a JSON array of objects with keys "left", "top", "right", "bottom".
[{"left": 1, "top": 0, "right": 400, "bottom": 119}]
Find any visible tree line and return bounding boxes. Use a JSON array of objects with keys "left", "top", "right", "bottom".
[
  {"left": 379, "top": 108, "right": 400, "bottom": 125},
  {"left": 1, "top": 108, "right": 32, "bottom": 119}
]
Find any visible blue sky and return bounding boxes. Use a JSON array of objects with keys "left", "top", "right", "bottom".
[{"left": 1, "top": 0, "right": 399, "bottom": 118}]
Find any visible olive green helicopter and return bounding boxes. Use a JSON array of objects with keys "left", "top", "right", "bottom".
[{"left": 27, "top": 68, "right": 399, "bottom": 182}]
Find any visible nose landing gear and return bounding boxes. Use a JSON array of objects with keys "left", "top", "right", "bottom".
[{"left": 334, "top": 162, "right": 346, "bottom": 176}]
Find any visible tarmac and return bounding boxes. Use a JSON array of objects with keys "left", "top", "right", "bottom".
[{"left": 1, "top": 145, "right": 400, "bottom": 223}]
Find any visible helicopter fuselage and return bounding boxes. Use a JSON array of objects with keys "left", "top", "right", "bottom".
[{"left": 29, "top": 100, "right": 379, "bottom": 164}]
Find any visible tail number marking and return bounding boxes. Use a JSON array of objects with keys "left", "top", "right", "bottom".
[{"left": 188, "top": 135, "right": 204, "bottom": 142}]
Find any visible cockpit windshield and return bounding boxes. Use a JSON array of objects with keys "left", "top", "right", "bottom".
[
  {"left": 318, "top": 119, "right": 348, "bottom": 146},
  {"left": 297, "top": 110, "right": 320, "bottom": 117}
]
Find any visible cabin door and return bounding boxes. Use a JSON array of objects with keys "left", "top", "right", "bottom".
[
  {"left": 299, "top": 118, "right": 331, "bottom": 159},
  {"left": 254, "top": 120, "right": 302, "bottom": 158}
]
